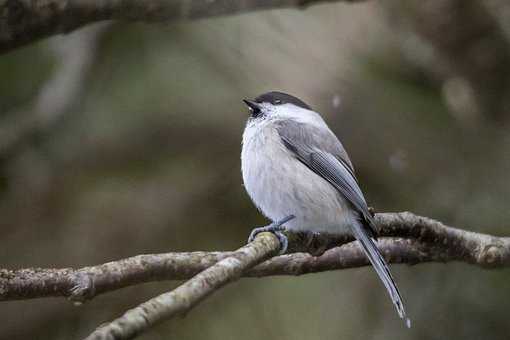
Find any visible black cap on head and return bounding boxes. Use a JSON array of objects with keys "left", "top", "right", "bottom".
[{"left": 254, "top": 91, "right": 311, "bottom": 110}]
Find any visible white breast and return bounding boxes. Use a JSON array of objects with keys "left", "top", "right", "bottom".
[{"left": 241, "top": 119, "right": 358, "bottom": 235}]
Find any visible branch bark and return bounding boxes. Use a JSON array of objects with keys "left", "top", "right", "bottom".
[
  {"left": 0, "top": 0, "right": 364, "bottom": 54},
  {"left": 84, "top": 231, "right": 280, "bottom": 340},
  {"left": 1, "top": 212, "right": 509, "bottom": 303}
]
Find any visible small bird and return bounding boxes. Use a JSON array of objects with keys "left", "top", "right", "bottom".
[{"left": 241, "top": 91, "right": 410, "bottom": 327}]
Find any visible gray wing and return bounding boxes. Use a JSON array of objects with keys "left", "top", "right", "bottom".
[
  {"left": 276, "top": 120, "right": 409, "bottom": 325},
  {"left": 275, "top": 120, "right": 377, "bottom": 236}
]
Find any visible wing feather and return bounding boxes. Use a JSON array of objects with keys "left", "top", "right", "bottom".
[{"left": 276, "top": 120, "right": 409, "bottom": 325}]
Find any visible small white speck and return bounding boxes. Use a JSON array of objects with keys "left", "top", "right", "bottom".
[
  {"left": 331, "top": 94, "right": 341, "bottom": 109},
  {"left": 389, "top": 149, "right": 408, "bottom": 173}
]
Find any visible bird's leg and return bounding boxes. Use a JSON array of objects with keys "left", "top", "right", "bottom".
[{"left": 248, "top": 215, "right": 295, "bottom": 254}]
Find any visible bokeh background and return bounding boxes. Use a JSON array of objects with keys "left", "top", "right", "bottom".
[{"left": 2, "top": 1, "right": 510, "bottom": 339}]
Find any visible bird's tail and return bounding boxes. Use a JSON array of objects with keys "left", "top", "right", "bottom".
[{"left": 350, "top": 223, "right": 411, "bottom": 328}]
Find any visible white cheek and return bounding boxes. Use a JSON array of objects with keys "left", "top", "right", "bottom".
[{"left": 272, "top": 104, "right": 328, "bottom": 129}]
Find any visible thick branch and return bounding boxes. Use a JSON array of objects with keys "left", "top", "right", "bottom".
[
  {"left": 1, "top": 212, "right": 509, "bottom": 303},
  {"left": 0, "top": 0, "right": 364, "bottom": 54},
  {"left": 84, "top": 231, "right": 280, "bottom": 340}
]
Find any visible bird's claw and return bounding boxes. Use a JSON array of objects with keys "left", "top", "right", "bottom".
[
  {"left": 273, "top": 231, "right": 288, "bottom": 254},
  {"left": 247, "top": 215, "right": 295, "bottom": 254}
]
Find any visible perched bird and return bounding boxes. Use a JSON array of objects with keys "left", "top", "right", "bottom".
[{"left": 241, "top": 91, "right": 409, "bottom": 327}]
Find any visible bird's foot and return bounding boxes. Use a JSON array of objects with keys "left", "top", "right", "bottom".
[{"left": 248, "top": 215, "right": 295, "bottom": 255}]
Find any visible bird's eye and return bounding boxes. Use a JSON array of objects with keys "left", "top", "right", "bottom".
[{"left": 274, "top": 99, "right": 282, "bottom": 104}]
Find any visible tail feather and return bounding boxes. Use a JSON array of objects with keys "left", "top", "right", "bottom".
[{"left": 350, "top": 223, "right": 411, "bottom": 328}]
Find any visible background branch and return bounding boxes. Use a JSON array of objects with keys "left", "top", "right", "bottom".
[
  {"left": 412, "top": 1, "right": 510, "bottom": 122},
  {"left": 1, "top": 212, "right": 509, "bottom": 303},
  {"left": 383, "top": 0, "right": 510, "bottom": 123},
  {"left": 0, "top": 23, "right": 109, "bottom": 159},
  {"left": 0, "top": 0, "right": 365, "bottom": 54}
]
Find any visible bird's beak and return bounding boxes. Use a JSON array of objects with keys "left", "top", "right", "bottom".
[{"left": 243, "top": 99, "right": 260, "bottom": 112}]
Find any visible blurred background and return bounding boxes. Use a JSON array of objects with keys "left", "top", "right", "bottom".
[{"left": 1, "top": 1, "right": 510, "bottom": 339}]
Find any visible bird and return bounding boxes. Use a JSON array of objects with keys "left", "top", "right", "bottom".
[{"left": 241, "top": 91, "right": 410, "bottom": 327}]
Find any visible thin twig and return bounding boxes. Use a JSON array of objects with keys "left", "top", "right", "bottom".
[{"left": 83, "top": 232, "right": 280, "bottom": 340}]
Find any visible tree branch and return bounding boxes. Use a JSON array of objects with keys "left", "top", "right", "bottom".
[
  {"left": 0, "top": 23, "right": 109, "bottom": 159},
  {"left": 0, "top": 0, "right": 365, "bottom": 54},
  {"left": 1, "top": 212, "right": 509, "bottom": 303},
  {"left": 84, "top": 231, "right": 280, "bottom": 340}
]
